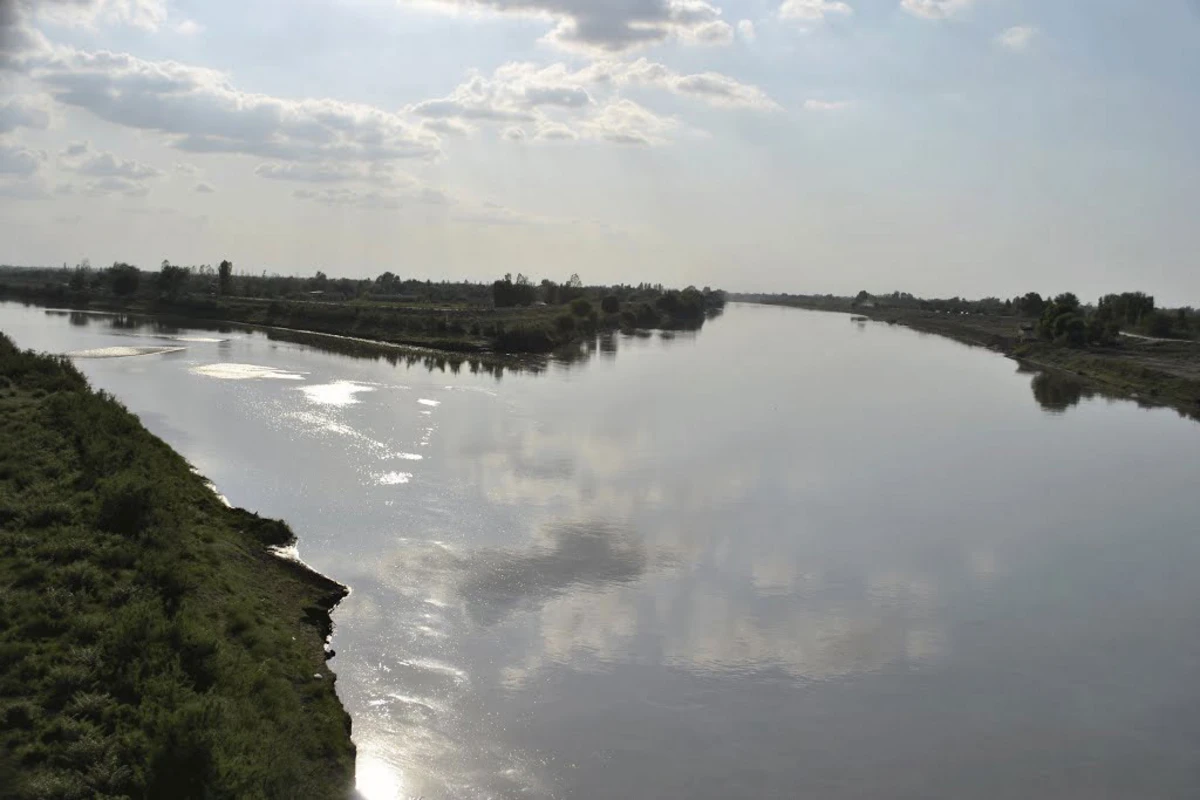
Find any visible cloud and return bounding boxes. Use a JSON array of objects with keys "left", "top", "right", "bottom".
[
  {"left": 60, "top": 142, "right": 163, "bottom": 179},
  {"left": 682, "top": 19, "right": 734, "bottom": 45},
  {"left": 996, "top": 25, "right": 1037, "bottom": 51},
  {"left": 0, "top": 141, "right": 46, "bottom": 176},
  {"left": 533, "top": 121, "right": 578, "bottom": 141},
  {"left": 419, "top": 117, "right": 472, "bottom": 137},
  {"left": 31, "top": 47, "right": 441, "bottom": 164},
  {"left": 194, "top": 181, "right": 214, "bottom": 193},
  {"left": 804, "top": 98, "right": 849, "bottom": 111},
  {"left": 411, "top": 58, "right": 778, "bottom": 138},
  {"left": 30, "top": 0, "right": 168, "bottom": 31},
  {"left": 0, "top": 95, "right": 50, "bottom": 133},
  {"left": 583, "top": 98, "right": 676, "bottom": 145},
  {"left": 293, "top": 186, "right": 445, "bottom": 210},
  {"left": 255, "top": 161, "right": 366, "bottom": 183},
  {"left": 174, "top": 18, "right": 203, "bottom": 35},
  {"left": 82, "top": 175, "right": 150, "bottom": 196},
  {"left": 900, "top": 0, "right": 973, "bottom": 19},
  {"left": 779, "top": 0, "right": 852, "bottom": 21},
  {"left": 737, "top": 19, "right": 756, "bottom": 41},
  {"left": 403, "top": 0, "right": 732, "bottom": 53},
  {"left": 173, "top": 161, "right": 198, "bottom": 176},
  {"left": 501, "top": 125, "right": 527, "bottom": 141}
]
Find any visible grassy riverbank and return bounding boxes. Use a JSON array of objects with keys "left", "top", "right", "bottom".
[
  {"left": 0, "top": 333, "right": 354, "bottom": 798},
  {"left": 742, "top": 298, "right": 1200, "bottom": 419},
  {"left": 0, "top": 266, "right": 725, "bottom": 355}
]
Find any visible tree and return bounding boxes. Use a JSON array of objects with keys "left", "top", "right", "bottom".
[
  {"left": 600, "top": 295, "right": 620, "bottom": 315},
  {"left": 107, "top": 263, "right": 141, "bottom": 296},
  {"left": 218, "top": 260, "right": 234, "bottom": 295},
  {"left": 157, "top": 261, "right": 191, "bottom": 300},
  {"left": 570, "top": 298, "right": 593, "bottom": 316},
  {"left": 1015, "top": 292, "right": 1045, "bottom": 318}
]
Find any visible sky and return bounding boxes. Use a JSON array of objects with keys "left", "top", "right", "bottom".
[{"left": 1, "top": 0, "right": 1198, "bottom": 301}]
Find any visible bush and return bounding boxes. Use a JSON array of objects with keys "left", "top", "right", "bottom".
[
  {"left": 601, "top": 295, "right": 620, "bottom": 315},
  {"left": 571, "top": 298, "right": 593, "bottom": 317}
]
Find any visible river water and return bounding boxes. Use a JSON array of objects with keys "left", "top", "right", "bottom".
[{"left": 4, "top": 301, "right": 1200, "bottom": 799}]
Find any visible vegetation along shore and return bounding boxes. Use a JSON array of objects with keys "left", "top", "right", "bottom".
[
  {"left": 0, "top": 333, "right": 354, "bottom": 798},
  {"left": 737, "top": 290, "right": 1200, "bottom": 420},
  {"left": 0, "top": 263, "right": 726, "bottom": 356}
]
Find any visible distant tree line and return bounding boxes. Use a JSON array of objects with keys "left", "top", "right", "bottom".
[{"left": 736, "top": 288, "right": 1197, "bottom": 347}]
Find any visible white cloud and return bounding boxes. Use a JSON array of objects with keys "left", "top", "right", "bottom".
[
  {"left": 502, "top": 126, "right": 527, "bottom": 141},
  {"left": 32, "top": 0, "right": 168, "bottom": 31},
  {"left": 293, "top": 185, "right": 448, "bottom": 210},
  {"left": 0, "top": 141, "right": 46, "bottom": 176},
  {"left": 533, "top": 121, "right": 578, "bottom": 141},
  {"left": 804, "top": 98, "right": 849, "bottom": 111},
  {"left": 83, "top": 175, "right": 150, "bottom": 197},
  {"left": 900, "top": 0, "right": 973, "bottom": 20},
  {"left": 402, "top": 0, "right": 732, "bottom": 53},
  {"left": 737, "top": 19, "right": 756, "bottom": 41},
  {"left": 420, "top": 117, "right": 473, "bottom": 137},
  {"left": 255, "top": 162, "right": 366, "bottom": 183},
  {"left": 779, "top": 0, "right": 852, "bottom": 21},
  {"left": 682, "top": 20, "right": 734, "bottom": 45},
  {"left": 31, "top": 47, "right": 441, "bottom": 164},
  {"left": 60, "top": 143, "right": 163, "bottom": 179},
  {"left": 174, "top": 161, "right": 199, "bottom": 176},
  {"left": 174, "top": 18, "right": 203, "bottom": 35},
  {"left": 0, "top": 95, "right": 50, "bottom": 133},
  {"left": 996, "top": 25, "right": 1037, "bottom": 51},
  {"left": 583, "top": 99, "right": 676, "bottom": 145},
  {"left": 194, "top": 181, "right": 214, "bottom": 193},
  {"left": 411, "top": 59, "right": 778, "bottom": 137}
]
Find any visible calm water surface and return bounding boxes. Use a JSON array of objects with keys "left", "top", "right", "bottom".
[{"left": 4, "top": 302, "right": 1200, "bottom": 799}]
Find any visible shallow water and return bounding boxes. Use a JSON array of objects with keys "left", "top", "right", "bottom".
[{"left": 5, "top": 301, "right": 1200, "bottom": 799}]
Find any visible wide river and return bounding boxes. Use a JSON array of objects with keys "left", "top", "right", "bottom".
[{"left": 4, "top": 300, "right": 1200, "bottom": 799}]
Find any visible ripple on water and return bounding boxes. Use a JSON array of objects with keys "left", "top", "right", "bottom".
[
  {"left": 298, "top": 380, "right": 377, "bottom": 407},
  {"left": 68, "top": 346, "right": 186, "bottom": 358},
  {"left": 189, "top": 363, "right": 306, "bottom": 380}
]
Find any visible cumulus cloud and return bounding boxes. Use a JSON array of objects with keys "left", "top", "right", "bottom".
[
  {"left": 31, "top": 47, "right": 440, "bottom": 164},
  {"left": 174, "top": 161, "right": 199, "bottom": 176},
  {"left": 292, "top": 185, "right": 449, "bottom": 210},
  {"left": 0, "top": 141, "right": 46, "bottom": 175},
  {"left": 779, "top": 0, "right": 852, "bottom": 21},
  {"left": 737, "top": 19, "right": 756, "bottom": 41},
  {"left": 0, "top": 95, "right": 50, "bottom": 133},
  {"left": 996, "top": 25, "right": 1037, "bottom": 51},
  {"left": 413, "top": 58, "right": 778, "bottom": 136},
  {"left": 420, "top": 117, "right": 473, "bottom": 137},
  {"left": 803, "top": 98, "right": 849, "bottom": 111},
  {"left": 502, "top": 126, "right": 527, "bottom": 141},
  {"left": 534, "top": 121, "right": 578, "bottom": 141},
  {"left": 30, "top": 0, "right": 168, "bottom": 31},
  {"left": 174, "top": 18, "right": 203, "bottom": 35},
  {"left": 60, "top": 142, "right": 163, "bottom": 179},
  {"left": 404, "top": 0, "right": 735, "bottom": 53},
  {"left": 682, "top": 19, "right": 734, "bottom": 45},
  {"left": 83, "top": 175, "right": 150, "bottom": 197},
  {"left": 583, "top": 98, "right": 676, "bottom": 145},
  {"left": 900, "top": 0, "right": 973, "bottom": 19},
  {"left": 194, "top": 181, "right": 214, "bottom": 193}
]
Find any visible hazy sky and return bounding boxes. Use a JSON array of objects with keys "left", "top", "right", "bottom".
[{"left": 1, "top": 0, "right": 1198, "bottom": 300}]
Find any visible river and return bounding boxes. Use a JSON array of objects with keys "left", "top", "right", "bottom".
[{"left": 4, "top": 300, "right": 1200, "bottom": 799}]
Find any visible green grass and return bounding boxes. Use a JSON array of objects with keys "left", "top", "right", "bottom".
[{"left": 0, "top": 332, "right": 354, "bottom": 799}]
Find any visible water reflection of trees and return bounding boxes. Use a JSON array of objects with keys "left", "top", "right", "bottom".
[
  {"left": 46, "top": 307, "right": 696, "bottom": 380},
  {"left": 1028, "top": 369, "right": 1096, "bottom": 413}
]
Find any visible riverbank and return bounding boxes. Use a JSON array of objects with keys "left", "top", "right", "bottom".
[
  {"left": 0, "top": 333, "right": 354, "bottom": 797},
  {"left": 757, "top": 302, "right": 1200, "bottom": 419},
  {"left": 0, "top": 271, "right": 723, "bottom": 356}
]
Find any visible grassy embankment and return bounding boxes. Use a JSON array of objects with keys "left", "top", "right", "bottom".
[
  {"left": 0, "top": 266, "right": 725, "bottom": 356},
  {"left": 741, "top": 296, "right": 1200, "bottom": 418},
  {"left": 0, "top": 333, "right": 354, "bottom": 798}
]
